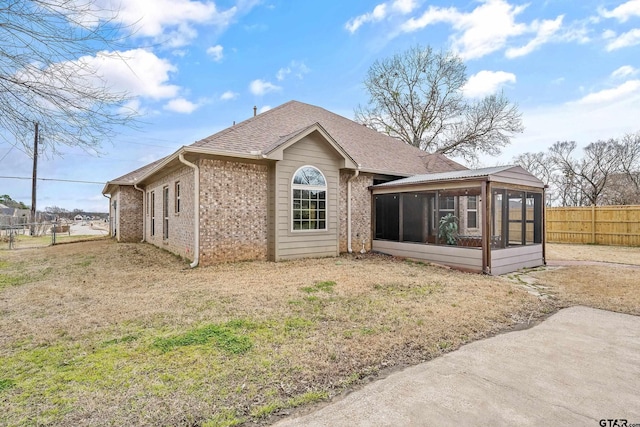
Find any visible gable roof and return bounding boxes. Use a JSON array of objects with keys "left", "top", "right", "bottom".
[
  {"left": 192, "top": 100, "right": 466, "bottom": 176},
  {"left": 103, "top": 100, "right": 468, "bottom": 194},
  {"left": 373, "top": 165, "right": 545, "bottom": 189}
]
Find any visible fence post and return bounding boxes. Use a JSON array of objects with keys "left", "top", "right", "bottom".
[{"left": 591, "top": 205, "right": 596, "bottom": 244}]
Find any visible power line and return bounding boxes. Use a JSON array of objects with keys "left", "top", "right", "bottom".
[{"left": 0, "top": 176, "right": 105, "bottom": 185}]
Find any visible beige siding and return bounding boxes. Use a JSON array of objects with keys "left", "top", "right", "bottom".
[
  {"left": 491, "top": 167, "right": 545, "bottom": 188},
  {"left": 275, "top": 133, "right": 341, "bottom": 260},
  {"left": 144, "top": 166, "right": 195, "bottom": 260},
  {"left": 372, "top": 240, "right": 483, "bottom": 272},
  {"left": 490, "top": 244, "right": 543, "bottom": 275}
]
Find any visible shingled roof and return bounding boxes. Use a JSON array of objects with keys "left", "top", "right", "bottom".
[{"left": 192, "top": 100, "right": 465, "bottom": 176}]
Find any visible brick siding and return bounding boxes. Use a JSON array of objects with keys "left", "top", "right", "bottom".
[
  {"left": 144, "top": 165, "right": 196, "bottom": 260},
  {"left": 199, "top": 159, "right": 269, "bottom": 264},
  {"left": 339, "top": 172, "right": 373, "bottom": 253},
  {"left": 116, "top": 186, "right": 143, "bottom": 242}
]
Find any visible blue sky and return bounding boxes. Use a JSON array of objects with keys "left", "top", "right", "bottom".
[{"left": 2, "top": 0, "right": 640, "bottom": 212}]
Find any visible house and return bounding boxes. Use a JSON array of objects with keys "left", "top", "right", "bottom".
[{"left": 103, "top": 100, "right": 545, "bottom": 275}]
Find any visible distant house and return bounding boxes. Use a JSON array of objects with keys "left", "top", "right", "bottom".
[
  {"left": 103, "top": 100, "right": 545, "bottom": 275},
  {"left": 74, "top": 214, "right": 83, "bottom": 222}
]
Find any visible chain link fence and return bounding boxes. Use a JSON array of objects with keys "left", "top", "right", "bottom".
[{"left": 1, "top": 217, "right": 108, "bottom": 249}]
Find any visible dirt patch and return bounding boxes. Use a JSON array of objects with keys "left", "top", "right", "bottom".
[{"left": 0, "top": 240, "right": 555, "bottom": 427}]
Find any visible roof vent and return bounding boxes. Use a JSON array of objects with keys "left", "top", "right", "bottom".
[{"left": 253, "top": 106, "right": 257, "bottom": 117}]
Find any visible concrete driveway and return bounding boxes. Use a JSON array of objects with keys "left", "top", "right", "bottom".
[{"left": 274, "top": 306, "right": 640, "bottom": 426}]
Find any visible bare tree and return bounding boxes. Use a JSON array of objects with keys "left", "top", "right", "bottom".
[
  {"left": 0, "top": 0, "right": 134, "bottom": 155},
  {"left": 548, "top": 140, "right": 621, "bottom": 206},
  {"left": 617, "top": 132, "right": 640, "bottom": 195},
  {"left": 513, "top": 151, "right": 556, "bottom": 205},
  {"left": 355, "top": 45, "right": 523, "bottom": 163},
  {"left": 517, "top": 135, "right": 640, "bottom": 207}
]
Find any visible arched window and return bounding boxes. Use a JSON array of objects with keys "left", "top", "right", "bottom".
[{"left": 292, "top": 166, "right": 327, "bottom": 231}]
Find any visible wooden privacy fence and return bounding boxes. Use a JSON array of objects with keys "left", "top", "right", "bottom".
[{"left": 546, "top": 205, "right": 640, "bottom": 246}]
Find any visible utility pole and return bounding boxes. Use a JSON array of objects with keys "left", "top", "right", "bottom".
[{"left": 30, "top": 122, "right": 38, "bottom": 236}]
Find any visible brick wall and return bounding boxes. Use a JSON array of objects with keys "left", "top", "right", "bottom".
[
  {"left": 117, "top": 186, "right": 143, "bottom": 242},
  {"left": 145, "top": 166, "right": 195, "bottom": 260},
  {"left": 339, "top": 172, "right": 373, "bottom": 253},
  {"left": 199, "top": 159, "right": 269, "bottom": 264}
]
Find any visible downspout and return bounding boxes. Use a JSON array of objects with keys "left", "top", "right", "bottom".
[
  {"left": 133, "top": 184, "right": 145, "bottom": 242},
  {"left": 179, "top": 153, "right": 200, "bottom": 268},
  {"left": 347, "top": 169, "right": 360, "bottom": 253}
]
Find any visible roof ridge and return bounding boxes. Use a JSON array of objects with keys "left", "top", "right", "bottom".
[{"left": 192, "top": 100, "right": 300, "bottom": 147}]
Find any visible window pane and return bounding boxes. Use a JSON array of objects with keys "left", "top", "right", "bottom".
[
  {"left": 293, "top": 189, "right": 301, "bottom": 198},
  {"left": 293, "top": 167, "right": 326, "bottom": 185},
  {"left": 319, "top": 220, "right": 326, "bottom": 229},
  {"left": 468, "top": 196, "right": 477, "bottom": 210},
  {"left": 294, "top": 221, "right": 302, "bottom": 230},
  {"left": 467, "top": 211, "right": 477, "bottom": 228}
]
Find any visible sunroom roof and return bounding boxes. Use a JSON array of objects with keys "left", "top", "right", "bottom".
[{"left": 373, "top": 165, "right": 545, "bottom": 188}]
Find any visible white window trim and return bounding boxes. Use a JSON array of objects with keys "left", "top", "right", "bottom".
[
  {"left": 466, "top": 195, "right": 479, "bottom": 230},
  {"left": 291, "top": 165, "right": 328, "bottom": 233}
]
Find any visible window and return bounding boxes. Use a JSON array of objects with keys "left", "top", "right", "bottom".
[
  {"left": 292, "top": 166, "right": 327, "bottom": 231},
  {"left": 163, "top": 186, "right": 169, "bottom": 239},
  {"left": 467, "top": 196, "right": 478, "bottom": 228},
  {"left": 150, "top": 191, "right": 155, "bottom": 236},
  {"left": 146, "top": 192, "right": 150, "bottom": 216},
  {"left": 434, "top": 195, "right": 456, "bottom": 230},
  {"left": 175, "top": 181, "right": 181, "bottom": 213},
  {"left": 492, "top": 189, "right": 543, "bottom": 248}
]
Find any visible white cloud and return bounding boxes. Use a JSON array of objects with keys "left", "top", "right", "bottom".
[
  {"left": 402, "top": 0, "right": 530, "bottom": 60},
  {"left": 606, "top": 28, "right": 640, "bottom": 50},
  {"left": 463, "top": 70, "right": 516, "bottom": 98},
  {"left": 494, "top": 85, "right": 640, "bottom": 164},
  {"left": 95, "top": 0, "right": 239, "bottom": 47},
  {"left": 220, "top": 90, "right": 238, "bottom": 101},
  {"left": 82, "top": 49, "right": 180, "bottom": 100},
  {"left": 249, "top": 79, "right": 281, "bottom": 96},
  {"left": 345, "top": 0, "right": 418, "bottom": 33},
  {"left": 163, "top": 97, "right": 199, "bottom": 113},
  {"left": 612, "top": 65, "right": 638, "bottom": 79},
  {"left": 571, "top": 80, "right": 640, "bottom": 105},
  {"left": 345, "top": 3, "right": 387, "bottom": 33},
  {"left": 259, "top": 105, "right": 271, "bottom": 113},
  {"left": 276, "top": 61, "right": 310, "bottom": 81},
  {"left": 118, "top": 99, "right": 144, "bottom": 115},
  {"left": 206, "top": 45, "right": 224, "bottom": 61},
  {"left": 599, "top": 0, "right": 640, "bottom": 22},
  {"left": 391, "top": 0, "right": 418, "bottom": 14},
  {"left": 505, "top": 15, "right": 564, "bottom": 58}
]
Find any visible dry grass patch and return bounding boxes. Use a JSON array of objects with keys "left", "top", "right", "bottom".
[
  {"left": 0, "top": 240, "right": 553, "bottom": 426},
  {"left": 546, "top": 243, "right": 640, "bottom": 265},
  {"left": 528, "top": 266, "right": 640, "bottom": 316}
]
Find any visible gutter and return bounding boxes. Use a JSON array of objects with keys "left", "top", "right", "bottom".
[
  {"left": 178, "top": 153, "right": 200, "bottom": 268},
  {"left": 133, "top": 183, "right": 145, "bottom": 242},
  {"left": 347, "top": 168, "right": 360, "bottom": 253}
]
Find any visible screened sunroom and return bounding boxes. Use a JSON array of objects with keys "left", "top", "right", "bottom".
[{"left": 371, "top": 166, "right": 546, "bottom": 275}]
